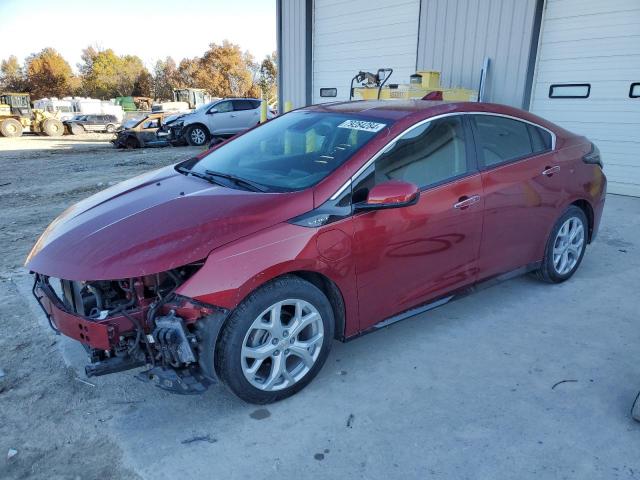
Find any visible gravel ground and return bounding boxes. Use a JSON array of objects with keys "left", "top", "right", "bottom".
[{"left": 0, "top": 134, "right": 202, "bottom": 479}]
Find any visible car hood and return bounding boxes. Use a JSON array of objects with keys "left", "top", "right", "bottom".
[{"left": 26, "top": 166, "right": 312, "bottom": 281}]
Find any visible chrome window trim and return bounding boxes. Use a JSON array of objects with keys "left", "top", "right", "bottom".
[{"left": 329, "top": 111, "right": 557, "bottom": 201}]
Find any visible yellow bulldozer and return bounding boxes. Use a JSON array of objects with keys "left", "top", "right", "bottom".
[{"left": 0, "top": 92, "right": 64, "bottom": 138}]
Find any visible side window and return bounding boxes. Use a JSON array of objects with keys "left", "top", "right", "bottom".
[
  {"left": 375, "top": 116, "right": 468, "bottom": 188},
  {"left": 214, "top": 101, "right": 233, "bottom": 113},
  {"left": 527, "top": 124, "right": 552, "bottom": 153},
  {"left": 471, "top": 116, "right": 533, "bottom": 167},
  {"left": 142, "top": 118, "right": 160, "bottom": 129},
  {"left": 233, "top": 100, "right": 256, "bottom": 111},
  {"left": 351, "top": 116, "right": 468, "bottom": 203}
]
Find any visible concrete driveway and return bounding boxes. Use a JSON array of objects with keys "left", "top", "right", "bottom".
[{"left": 17, "top": 194, "right": 640, "bottom": 479}]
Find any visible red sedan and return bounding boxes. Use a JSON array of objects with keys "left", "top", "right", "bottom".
[{"left": 26, "top": 100, "right": 606, "bottom": 403}]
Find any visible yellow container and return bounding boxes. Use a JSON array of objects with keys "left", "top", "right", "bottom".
[{"left": 411, "top": 71, "right": 441, "bottom": 89}]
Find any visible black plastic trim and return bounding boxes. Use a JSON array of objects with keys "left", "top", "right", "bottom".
[
  {"left": 630, "top": 82, "right": 640, "bottom": 99},
  {"left": 549, "top": 83, "right": 591, "bottom": 99}
]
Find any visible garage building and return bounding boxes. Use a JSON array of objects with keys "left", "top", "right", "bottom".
[{"left": 277, "top": 0, "right": 640, "bottom": 196}]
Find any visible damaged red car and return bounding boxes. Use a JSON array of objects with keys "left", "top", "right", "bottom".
[{"left": 27, "top": 100, "right": 606, "bottom": 404}]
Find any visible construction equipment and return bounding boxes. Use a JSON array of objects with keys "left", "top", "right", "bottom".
[
  {"left": 0, "top": 92, "right": 64, "bottom": 137},
  {"left": 172, "top": 88, "right": 212, "bottom": 110},
  {"left": 351, "top": 70, "right": 478, "bottom": 102}
]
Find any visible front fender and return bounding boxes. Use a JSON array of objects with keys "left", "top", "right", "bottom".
[{"left": 175, "top": 221, "right": 360, "bottom": 336}]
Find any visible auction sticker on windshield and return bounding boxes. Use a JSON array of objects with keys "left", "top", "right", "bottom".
[{"left": 337, "top": 119, "right": 387, "bottom": 133}]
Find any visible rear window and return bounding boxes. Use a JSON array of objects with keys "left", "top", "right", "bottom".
[
  {"left": 471, "top": 115, "right": 535, "bottom": 167},
  {"left": 233, "top": 100, "right": 258, "bottom": 111},
  {"left": 528, "top": 124, "right": 552, "bottom": 153}
]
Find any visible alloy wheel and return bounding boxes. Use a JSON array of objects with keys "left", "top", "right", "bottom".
[
  {"left": 190, "top": 128, "right": 206, "bottom": 145},
  {"left": 552, "top": 216, "right": 585, "bottom": 275},
  {"left": 241, "top": 299, "right": 324, "bottom": 391}
]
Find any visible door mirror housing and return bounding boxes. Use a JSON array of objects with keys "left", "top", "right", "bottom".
[
  {"left": 207, "top": 108, "right": 218, "bottom": 115},
  {"left": 355, "top": 180, "right": 420, "bottom": 211}
]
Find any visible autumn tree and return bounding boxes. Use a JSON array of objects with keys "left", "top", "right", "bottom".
[
  {"left": 152, "top": 57, "right": 180, "bottom": 100},
  {"left": 202, "top": 41, "right": 255, "bottom": 97},
  {"left": 78, "top": 47, "right": 151, "bottom": 98},
  {"left": 257, "top": 52, "right": 277, "bottom": 105},
  {"left": 23, "top": 48, "right": 76, "bottom": 98},
  {"left": 0, "top": 55, "right": 26, "bottom": 91}
]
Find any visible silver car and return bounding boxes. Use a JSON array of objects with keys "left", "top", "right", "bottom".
[{"left": 167, "top": 98, "right": 274, "bottom": 146}]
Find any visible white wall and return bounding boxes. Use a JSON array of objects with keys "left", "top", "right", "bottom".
[
  {"left": 312, "top": 0, "right": 421, "bottom": 104},
  {"left": 417, "top": 0, "right": 538, "bottom": 108},
  {"left": 530, "top": 0, "right": 640, "bottom": 196},
  {"left": 279, "top": 0, "right": 308, "bottom": 110}
]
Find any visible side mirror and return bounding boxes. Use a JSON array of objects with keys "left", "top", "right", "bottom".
[
  {"left": 207, "top": 108, "right": 218, "bottom": 115},
  {"left": 355, "top": 180, "right": 420, "bottom": 211}
]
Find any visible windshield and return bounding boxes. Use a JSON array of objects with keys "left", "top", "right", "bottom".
[{"left": 189, "top": 111, "right": 391, "bottom": 192}]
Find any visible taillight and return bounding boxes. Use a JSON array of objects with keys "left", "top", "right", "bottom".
[{"left": 583, "top": 143, "right": 603, "bottom": 168}]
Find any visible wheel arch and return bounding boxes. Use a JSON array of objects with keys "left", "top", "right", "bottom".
[
  {"left": 186, "top": 122, "right": 210, "bottom": 136},
  {"left": 570, "top": 199, "right": 594, "bottom": 243},
  {"left": 284, "top": 270, "right": 347, "bottom": 341}
]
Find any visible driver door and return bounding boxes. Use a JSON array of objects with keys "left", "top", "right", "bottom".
[
  {"left": 207, "top": 100, "right": 235, "bottom": 135},
  {"left": 351, "top": 115, "right": 484, "bottom": 330}
]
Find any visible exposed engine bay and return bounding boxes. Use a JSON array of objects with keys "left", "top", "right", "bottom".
[{"left": 32, "top": 261, "right": 227, "bottom": 394}]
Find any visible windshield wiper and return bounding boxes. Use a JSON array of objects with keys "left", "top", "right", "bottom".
[
  {"left": 204, "top": 170, "right": 268, "bottom": 192},
  {"left": 176, "top": 165, "right": 225, "bottom": 186}
]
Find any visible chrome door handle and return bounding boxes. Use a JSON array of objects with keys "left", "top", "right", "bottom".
[
  {"left": 542, "top": 165, "right": 560, "bottom": 177},
  {"left": 454, "top": 195, "right": 480, "bottom": 209}
]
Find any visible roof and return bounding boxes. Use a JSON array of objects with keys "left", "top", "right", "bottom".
[{"left": 305, "top": 100, "right": 464, "bottom": 121}]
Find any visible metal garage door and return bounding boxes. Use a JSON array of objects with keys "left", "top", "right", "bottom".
[
  {"left": 530, "top": 0, "right": 640, "bottom": 196},
  {"left": 312, "top": 0, "right": 420, "bottom": 104}
]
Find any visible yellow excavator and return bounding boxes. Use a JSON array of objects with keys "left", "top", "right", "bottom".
[{"left": 0, "top": 92, "right": 64, "bottom": 137}]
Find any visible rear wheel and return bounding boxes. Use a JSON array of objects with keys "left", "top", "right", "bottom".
[
  {"left": 186, "top": 125, "right": 209, "bottom": 146},
  {"left": 42, "top": 118, "right": 64, "bottom": 137},
  {"left": 0, "top": 118, "right": 23, "bottom": 137},
  {"left": 533, "top": 206, "right": 588, "bottom": 283},
  {"left": 214, "top": 276, "right": 334, "bottom": 404}
]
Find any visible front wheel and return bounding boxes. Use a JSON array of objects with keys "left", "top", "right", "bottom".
[
  {"left": 533, "top": 206, "right": 588, "bottom": 283},
  {"left": 105, "top": 124, "right": 116, "bottom": 133},
  {"left": 214, "top": 276, "right": 334, "bottom": 404},
  {"left": 186, "top": 125, "right": 209, "bottom": 146},
  {"left": 42, "top": 118, "right": 63, "bottom": 137}
]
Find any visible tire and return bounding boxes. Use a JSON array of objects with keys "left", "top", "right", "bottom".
[
  {"left": 0, "top": 118, "right": 23, "bottom": 138},
  {"left": 214, "top": 275, "right": 334, "bottom": 404},
  {"left": 125, "top": 137, "right": 139, "bottom": 149},
  {"left": 42, "top": 118, "right": 64, "bottom": 137},
  {"left": 105, "top": 124, "right": 116, "bottom": 133},
  {"left": 533, "top": 205, "right": 588, "bottom": 283},
  {"left": 70, "top": 123, "right": 85, "bottom": 135},
  {"left": 186, "top": 125, "right": 209, "bottom": 146}
]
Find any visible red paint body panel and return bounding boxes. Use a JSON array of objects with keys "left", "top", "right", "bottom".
[
  {"left": 353, "top": 174, "right": 484, "bottom": 328},
  {"left": 27, "top": 100, "right": 606, "bottom": 345},
  {"left": 26, "top": 166, "right": 313, "bottom": 280}
]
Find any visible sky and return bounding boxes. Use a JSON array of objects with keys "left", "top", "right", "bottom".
[{"left": 0, "top": 0, "right": 276, "bottom": 71}]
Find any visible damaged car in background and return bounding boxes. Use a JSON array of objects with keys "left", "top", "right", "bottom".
[
  {"left": 27, "top": 101, "right": 606, "bottom": 404},
  {"left": 112, "top": 112, "right": 173, "bottom": 149}
]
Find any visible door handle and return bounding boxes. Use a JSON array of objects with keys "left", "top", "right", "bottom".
[
  {"left": 230, "top": 114, "right": 237, "bottom": 117},
  {"left": 542, "top": 165, "right": 560, "bottom": 177},
  {"left": 453, "top": 195, "right": 480, "bottom": 210}
]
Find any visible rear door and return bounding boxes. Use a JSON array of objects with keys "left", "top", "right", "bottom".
[
  {"left": 232, "top": 100, "right": 260, "bottom": 131},
  {"left": 471, "top": 114, "right": 565, "bottom": 280}
]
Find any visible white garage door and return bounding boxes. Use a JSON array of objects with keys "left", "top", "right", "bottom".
[
  {"left": 530, "top": 0, "right": 640, "bottom": 196},
  {"left": 312, "top": 0, "right": 420, "bottom": 104}
]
